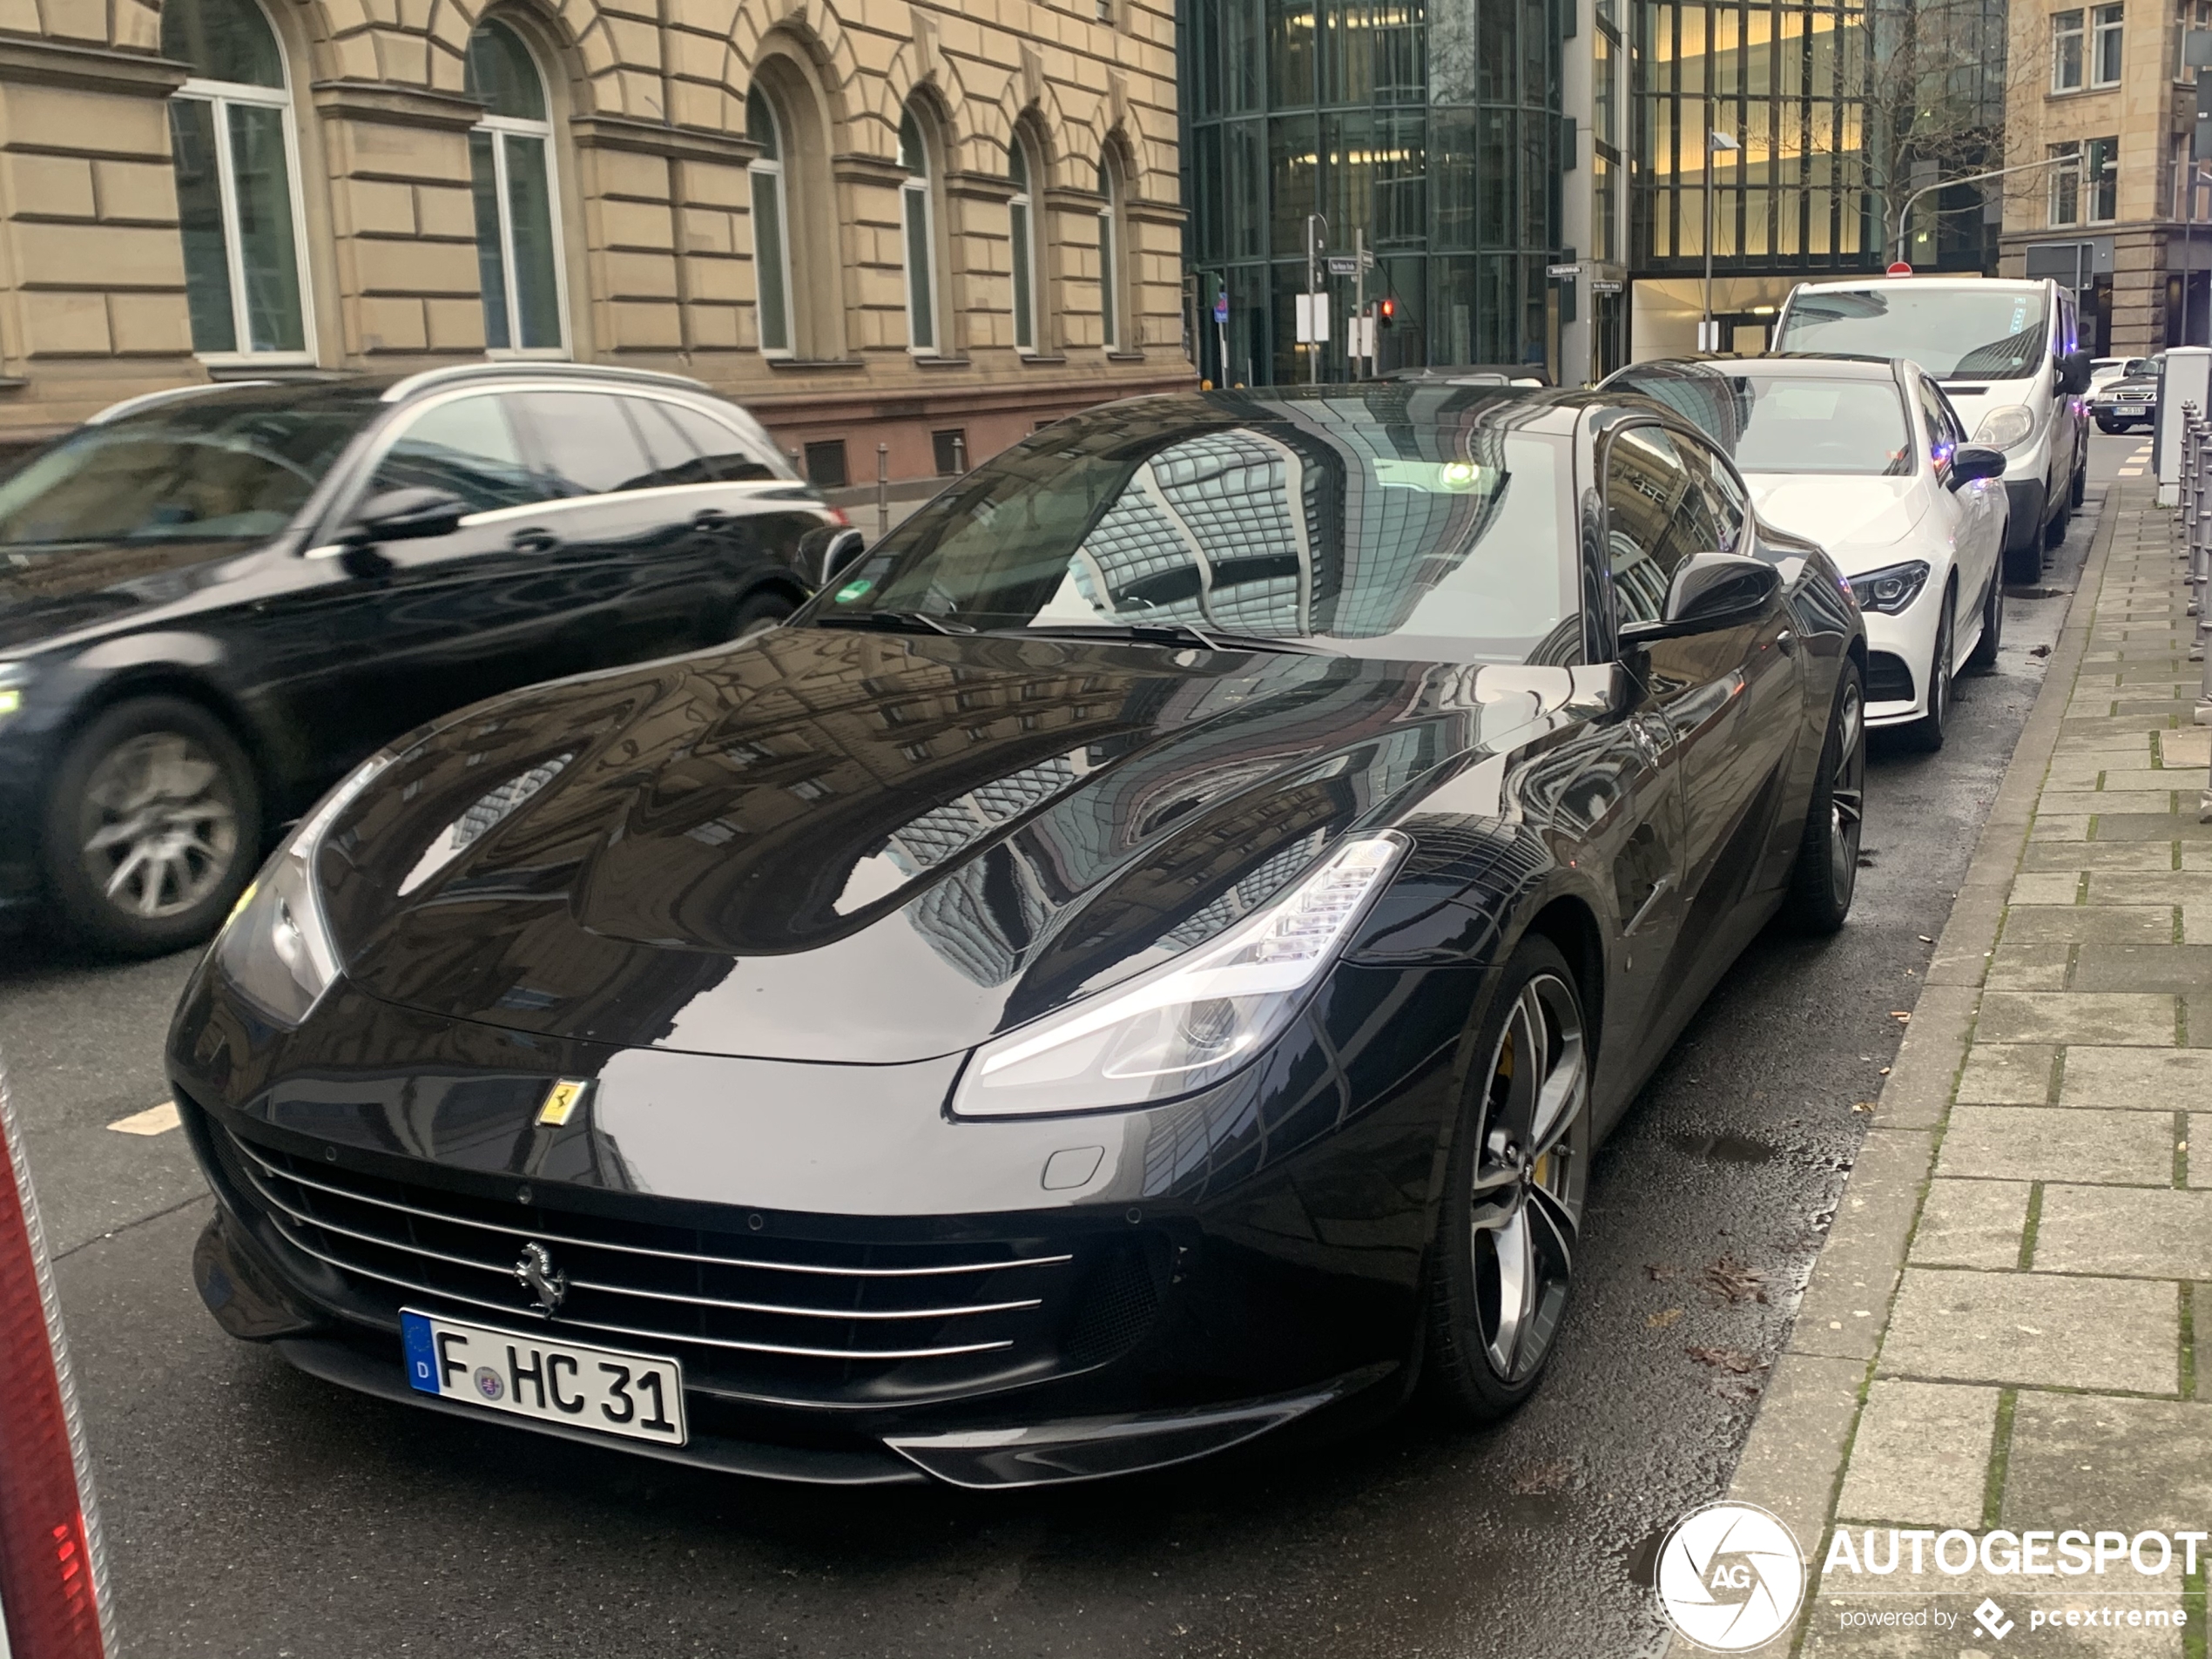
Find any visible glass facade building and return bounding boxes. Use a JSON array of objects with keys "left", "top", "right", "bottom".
[{"left": 1181, "top": 0, "right": 1569, "bottom": 384}]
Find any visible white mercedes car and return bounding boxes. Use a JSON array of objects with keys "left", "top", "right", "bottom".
[{"left": 1602, "top": 354, "right": 2010, "bottom": 752}]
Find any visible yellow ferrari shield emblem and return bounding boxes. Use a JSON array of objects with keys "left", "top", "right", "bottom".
[{"left": 536, "top": 1078, "right": 591, "bottom": 1127}]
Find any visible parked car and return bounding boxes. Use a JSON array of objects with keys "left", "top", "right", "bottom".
[
  {"left": 1772, "top": 276, "right": 2090, "bottom": 583},
  {"left": 0, "top": 1062, "right": 112, "bottom": 1659},
  {"left": 0, "top": 364, "right": 854, "bottom": 954},
  {"left": 1604, "top": 354, "right": 2007, "bottom": 752},
  {"left": 170, "top": 384, "right": 1865, "bottom": 1487},
  {"left": 2093, "top": 366, "right": 2159, "bottom": 433},
  {"left": 2089, "top": 355, "right": 2148, "bottom": 391}
]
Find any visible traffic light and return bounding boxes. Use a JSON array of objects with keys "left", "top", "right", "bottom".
[{"left": 1378, "top": 297, "right": 1397, "bottom": 327}]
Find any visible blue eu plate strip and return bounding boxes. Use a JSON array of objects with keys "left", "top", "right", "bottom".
[{"left": 401, "top": 1311, "right": 441, "bottom": 1395}]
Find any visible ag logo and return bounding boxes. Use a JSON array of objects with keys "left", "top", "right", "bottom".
[{"left": 1655, "top": 1501, "right": 1806, "bottom": 1651}]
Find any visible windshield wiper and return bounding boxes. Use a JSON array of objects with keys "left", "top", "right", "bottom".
[
  {"left": 811, "top": 609, "right": 973, "bottom": 637},
  {"left": 995, "top": 621, "right": 1326, "bottom": 655}
]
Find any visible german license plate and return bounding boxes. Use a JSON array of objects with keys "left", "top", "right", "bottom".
[
  {"left": 2117, "top": 403, "right": 2146, "bottom": 415},
  {"left": 401, "top": 1309, "right": 685, "bottom": 1446}
]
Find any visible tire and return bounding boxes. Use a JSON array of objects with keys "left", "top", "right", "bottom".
[
  {"left": 1905, "top": 594, "right": 1954, "bottom": 755},
  {"left": 2096, "top": 419, "right": 2119, "bottom": 434},
  {"left": 2005, "top": 527, "right": 2043, "bottom": 585},
  {"left": 2043, "top": 492, "right": 2068, "bottom": 550},
  {"left": 1967, "top": 570, "right": 2003, "bottom": 672},
  {"left": 729, "top": 590, "right": 796, "bottom": 641},
  {"left": 1423, "top": 934, "right": 1591, "bottom": 1426},
  {"left": 1780, "top": 657, "right": 1865, "bottom": 934},
  {"left": 2069, "top": 448, "right": 2087, "bottom": 508},
  {"left": 41, "top": 696, "right": 261, "bottom": 957}
]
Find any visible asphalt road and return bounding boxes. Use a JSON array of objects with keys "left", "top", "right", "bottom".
[{"left": 1, "top": 435, "right": 2127, "bottom": 1658}]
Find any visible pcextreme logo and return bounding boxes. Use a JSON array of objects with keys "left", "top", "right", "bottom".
[{"left": 1656, "top": 1502, "right": 1808, "bottom": 1652}]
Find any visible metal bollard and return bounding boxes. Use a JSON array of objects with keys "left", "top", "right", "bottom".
[
  {"left": 876, "top": 442, "right": 889, "bottom": 542},
  {"left": 952, "top": 434, "right": 968, "bottom": 475}
]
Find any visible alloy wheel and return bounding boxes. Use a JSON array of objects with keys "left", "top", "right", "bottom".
[
  {"left": 1826, "top": 677, "right": 1865, "bottom": 900},
  {"left": 76, "top": 731, "right": 241, "bottom": 921},
  {"left": 1467, "top": 972, "right": 1589, "bottom": 1384}
]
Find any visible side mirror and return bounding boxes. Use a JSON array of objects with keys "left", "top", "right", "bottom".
[
  {"left": 822, "top": 529, "right": 867, "bottom": 585},
  {"left": 2059, "top": 349, "right": 2093, "bottom": 396},
  {"left": 1948, "top": 444, "right": 2007, "bottom": 488},
  {"left": 344, "top": 487, "right": 466, "bottom": 547},
  {"left": 1620, "top": 552, "right": 1782, "bottom": 645}
]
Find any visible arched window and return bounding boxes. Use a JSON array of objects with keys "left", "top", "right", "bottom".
[
  {"left": 748, "top": 88, "right": 792, "bottom": 357},
  {"left": 898, "top": 105, "right": 938, "bottom": 354},
  {"left": 1096, "top": 156, "right": 1123, "bottom": 352},
  {"left": 163, "top": 0, "right": 310, "bottom": 357},
  {"left": 466, "top": 20, "right": 565, "bottom": 354},
  {"left": 1008, "top": 137, "right": 1039, "bottom": 354}
]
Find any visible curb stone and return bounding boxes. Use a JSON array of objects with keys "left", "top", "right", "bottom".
[{"left": 1655, "top": 482, "right": 2119, "bottom": 1659}]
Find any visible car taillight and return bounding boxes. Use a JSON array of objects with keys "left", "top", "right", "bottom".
[
  {"left": 826, "top": 506, "right": 851, "bottom": 528},
  {"left": 0, "top": 1070, "right": 109, "bottom": 1659}
]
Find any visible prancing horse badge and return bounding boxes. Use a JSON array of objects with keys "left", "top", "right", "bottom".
[{"left": 536, "top": 1077, "right": 592, "bottom": 1128}]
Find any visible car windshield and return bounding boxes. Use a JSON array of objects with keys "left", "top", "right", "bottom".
[
  {"left": 1610, "top": 370, "right": 1912, "bottom": 476},
  {"left": 1772, "top": 287, "right": 2049, "bottom": 380},
  {"left": 0, "top": 389, "right": 373, "bottom": 548},
  {"left": 812, "top": 390, "right": 1575, "bottom": 664}
]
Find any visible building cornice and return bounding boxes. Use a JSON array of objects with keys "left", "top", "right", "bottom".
[
  {"left": 571, "top": 113, "right": 759, "bottom": 166},
  {"left": 308, "top": 79, "right": 485, "bottom": 131},
  {"left": 0, "top": 34, "right": 185, "bottom": 98}
]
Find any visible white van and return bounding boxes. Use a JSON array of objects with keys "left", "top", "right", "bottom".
[{"left": 1770, "top": 277, "right": 2091, "bottom": 581}]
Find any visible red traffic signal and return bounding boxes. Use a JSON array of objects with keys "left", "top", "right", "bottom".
[{"left": 1377, "top": 298, "right": 1397, "bottom": 327}]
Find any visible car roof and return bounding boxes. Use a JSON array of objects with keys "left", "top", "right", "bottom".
[
  {"left": 88, "top": 361, "right": 732, "bottom": 427},
  {"left": 1613, "top": 354, "right": 1903, "bottom": 382},
  {"left": 1789, "top": 276, "right": 2050, "bottom": 295}
]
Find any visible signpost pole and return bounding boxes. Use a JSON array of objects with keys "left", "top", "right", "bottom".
[{"left": 1353, "top": 230, "right": 1366, "bottom": 379}]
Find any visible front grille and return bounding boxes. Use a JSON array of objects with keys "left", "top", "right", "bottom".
[
  {"left": 208, "top": 1122, "right": 1158, "bottom": 1406},
  {"left": 1865, "top": 651, "right": 1916, "bottom": 704}
]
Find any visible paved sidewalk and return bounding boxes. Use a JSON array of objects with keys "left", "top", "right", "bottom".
[{"left": 1683, "top": 481, "right": 2212, "bottom": 1656}]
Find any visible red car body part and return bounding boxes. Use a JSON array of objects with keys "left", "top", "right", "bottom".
[{"left": 0, "top": 1067, "right": 111, "bottom": 1659}]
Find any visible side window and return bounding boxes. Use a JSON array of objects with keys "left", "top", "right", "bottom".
[
  {"left": 621, "top": 397, "right": 703, "bottom": 489},
  {"left": 370, "top": 394, "right": 548, "bottom": 514},
  {"left": 514, "top": 391, "right": 654, "bottom": 496},
  {"left": 657, "top": 401, "right": 780, "bottom": 482},
  {"left": 1676, "top": 431, "right": 1748, "bottom": 552},
  {"left": 1602, "top": 423, "right": 1695, "bottom": 627}
]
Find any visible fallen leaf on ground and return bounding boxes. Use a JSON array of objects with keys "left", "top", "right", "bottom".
[
  {"left": 1644, "top": 1262, "right": 1680, "bottom": 1282},
  {"left": 2030, "top": 644, "right": 2052, "bottom": 658},
  {"left": 1648, "top": 1306, "right": 1685, "bottom": 1329},
  {"left": 1508, "top": 1458, "right": 1579, "bottom": 1495},
  {"left": 1702, "top": 1255, "right": 1769, "bottom": 1305},
  {"left": 1686, "top": 1345, "right": 1768, "bottom": 1374}
]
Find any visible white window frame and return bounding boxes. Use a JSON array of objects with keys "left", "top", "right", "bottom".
[
  {"left": 173, "top": 54, "right": 316, "bottom": 366},
  {"left": 2053, "top": 8, "right": 2087, "bottom": 89},
  {"left": 2050, "top": 140, "right": 2083, "bottom": 224},
  {"left": 2091, "top": 2, "right": 2126, "bottom": 84},
  {"left": 747, "top": 94, "right": 795, "bottom": 360},
  {"left": 470, "top": 50, "right": 570, "bottom": 361},
  {"left": 900, "top": 110, "right": 940, "bottom": 356},
  {"left": 1009, "top": 138, "right": 1039, "bottom": 354}
]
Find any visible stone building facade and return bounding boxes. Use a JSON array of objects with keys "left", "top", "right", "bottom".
[
  {"left": 1999, "top": 0, "right": 2200, "bottom": 354},
  {"left": 0, "top": 0, "right": 1188, "bottom": 482}
]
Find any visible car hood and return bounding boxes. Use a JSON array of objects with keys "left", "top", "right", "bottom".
[
  {"left": 2098, "top": 380, "right": 2157, "bottom": 398},
  {"left": 325, "top": 627, "right": 1593, "bottom": 1063},
  {"left": 0, "top": 539, "right": 261, "bottom": 655},
  {"left": 1746, "top": 475, "right": 1927, "bottom": 565}
]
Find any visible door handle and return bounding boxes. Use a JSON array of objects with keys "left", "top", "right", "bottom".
[
  {"left": 692, "top": 509, "right": 732, "bottom": 530},
  {"left": 509, "top": 527, "right": 558, "bottom": 554},
  {"left": 1775, "top": 629, "right": 1797, "bottom": 657}
]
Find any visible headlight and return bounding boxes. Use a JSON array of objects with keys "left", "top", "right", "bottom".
[
  {"left": 1973, "top": 405, "right": 2035, "bottom": 451},
  {"left": 951, "top": 834, "right": 1407, "bottom": 1118},
  {"left": 1848, "top": 560, "right": 1932, "bottom": 616},
  {"left": 0, "top": 662, "right": 25, "bottom": 726},
  {"left": 214, "top": 752, "right": 391, "bottom": 1025}
]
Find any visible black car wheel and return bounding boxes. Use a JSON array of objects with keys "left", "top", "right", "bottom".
[
  {"left": 43, "top": 696, "right": 260, "bottom": 955},
  {"left": 2069, "top": 447, "right": 2087, "bottom": 508},
  {"left": 1782, "top": 659, "right": 1865, "bottom": 934},
  {"left": 1967, "top": 570, "right": 2004, "bottom": 672},
  {"left": 1905, "top": 597, "right": 1953, "bottom": 755},
  {"left": 1424, "top": 936, "right": 1589, "bottom": 1423},
  {"left": 730, "top": 590, "right": 796, "bottom": 641},
  {"left": 2096, "top": 418, "right": 2119, "bottom": 434}
]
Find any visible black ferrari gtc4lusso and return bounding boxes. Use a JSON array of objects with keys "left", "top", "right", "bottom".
[{"left": 170, "top": 384, "right": 1866, "bottom": 1488}]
